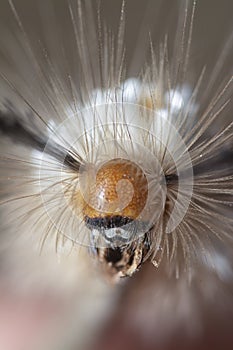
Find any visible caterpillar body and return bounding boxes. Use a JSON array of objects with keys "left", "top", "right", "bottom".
[{"left": 0, "top": 0, "right": 232, "bottom": 349}]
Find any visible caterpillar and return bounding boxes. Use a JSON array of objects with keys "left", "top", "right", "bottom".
[{"left": 0, "top": 0, "right": 232, "bottom": 349}]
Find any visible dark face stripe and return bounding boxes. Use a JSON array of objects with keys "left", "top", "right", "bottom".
[{"left": 85, "top": 215, "right": 134, "bottom": 229}]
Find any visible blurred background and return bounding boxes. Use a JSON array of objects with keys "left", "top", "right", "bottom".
[{"left": 0, "top": 0, "right": 232, "bottom": 349}]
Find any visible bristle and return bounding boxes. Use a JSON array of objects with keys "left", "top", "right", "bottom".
[
  {"left": 0, "top": 0, "right": 232, "bottom": 348},
  {"left": 0, "top": 0, "right": 232, "bottom": 274}
]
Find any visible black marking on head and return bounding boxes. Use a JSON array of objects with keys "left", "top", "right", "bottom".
[{"left": 85, "top": 215, "right": 134, "bottom": 230}]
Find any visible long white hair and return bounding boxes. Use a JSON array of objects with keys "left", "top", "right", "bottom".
[{"left": 0, "top": 0, "right": 232, "bottom": 349}]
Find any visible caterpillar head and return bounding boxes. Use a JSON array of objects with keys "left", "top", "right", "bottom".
[
  {"left": 78, "top": 158, "right": 154, "bottom": 278},
  {"left": 40, "top": 103, "right": 192, "bottom": 280}
]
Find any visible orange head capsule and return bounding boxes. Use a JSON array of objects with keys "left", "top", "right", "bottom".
[
  {"left": 76, "top": 158, "right": 151, "bottom": 279},
  {"left": 82, "top": 158, "right": 148, "bottom": 221}
]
